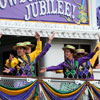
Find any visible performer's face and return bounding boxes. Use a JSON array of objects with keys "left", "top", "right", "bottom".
[
  {"left": 64, "top": 49, "right": 73, "bottom": 59},
  {"left": 16, "top": 47, "right": 26, "bottom": 56},
  {"left": 26, "top": 47, "right": 31, "bottom": 54}
]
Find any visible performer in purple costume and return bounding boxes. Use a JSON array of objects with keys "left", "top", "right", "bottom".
[
  {"left": 3, "top": 32, "right": 55, "bottom": 77},
  {"left": 40, "top": 45, "right": 99, "bottom": 79},
  {"left": 76, "top": 48, "right": 100, "bottom": 79},
  {"left": 76, "top": 49, "right": 94, "bottom": 79}
]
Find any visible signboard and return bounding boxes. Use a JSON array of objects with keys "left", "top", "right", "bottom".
[{"left": 0, "top": 0, "right": 89, "bottom": 25}]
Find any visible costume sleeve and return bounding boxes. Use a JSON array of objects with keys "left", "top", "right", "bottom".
[
  {"left": 5, "top": 58, "right": 19, "bottom": 68},
  {"left": 5, "top": 59, "right": 11, "bottom": 68},
  {"left": 78, "top": 52, "right": 95, "bottom": 66},
  {"left": 9, "top": 68, "right": 15, "bottom": 73},
  {"left": 90, "top": 41, "right": 100, "bottom": 67},
  {"left": 28, "top": 41, "right": 42, "bottom": 62},
  {"left": 35, "top": 43, "right": 51, "bottom": 63},
  {"left": 46, "top": 62, "right": 64, "bottom": 71}
]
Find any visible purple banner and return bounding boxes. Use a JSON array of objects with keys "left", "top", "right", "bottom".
[
  {"left": 0, "top": 0, "right": 89, "bottom": 25},
  {"left": 96, "top": 0, "right": 100, "bottom": 29}
]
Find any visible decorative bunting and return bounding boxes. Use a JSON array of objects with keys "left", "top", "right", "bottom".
[{"left": 0, "top": 79, "right": 100, "bottom": 100}]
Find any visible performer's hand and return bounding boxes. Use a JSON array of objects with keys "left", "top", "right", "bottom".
[
  {"left": 94, "top": 46, "right": 99, "bottom": 53},
  {"left": 35, "top": 32, "right": 40, "bottom": 41},
  {"left": 95, "top": 64, "right": 100, "bottom": 69},
  {"left": 9, "top": 54, "right": 14, "bottom": 62},
  {"left": 3, "top": 67, "right": 10, "bottom": 73},
  {"left": 39, "top": 67, "right": 46, "bottom": 73},
  {"left": 48, "top": 32, "right": 55, "bottom": 44},
  {"left": 0, "top": 33, "right": 2, "bottom": 38}
]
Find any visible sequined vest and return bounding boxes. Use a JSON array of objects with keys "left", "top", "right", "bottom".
[
  {"left": 63, "top": 60, "right": 79, "bottom": 79},
  {"left": 15, "top": 55, "right": 36, "bottom": 77},
  {"left": 78, "top": 61, "right": 94, "bottom": 79}
]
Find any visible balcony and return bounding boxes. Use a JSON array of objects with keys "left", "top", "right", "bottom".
[{"left": 0, "top": 75, "right": 100, "bottom": 100}]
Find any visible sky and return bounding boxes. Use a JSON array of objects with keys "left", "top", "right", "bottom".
[{"left": 96, "top": 0, "right": 100, "bottom": 8}]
